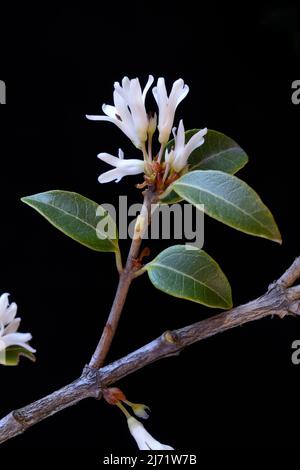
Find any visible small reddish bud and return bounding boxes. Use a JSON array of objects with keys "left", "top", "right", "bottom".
[
  {"left": 139, "top": 247, "right": 150, "bottom": 262},
  {"left": 103, "top": 387, "right": 126, "bottom": 405}
]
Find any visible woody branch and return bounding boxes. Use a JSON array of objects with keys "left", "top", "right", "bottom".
[{"left": 0, "top": 256, "right": 300, "bottom": 444}]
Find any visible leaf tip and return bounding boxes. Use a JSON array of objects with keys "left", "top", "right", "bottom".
[
  {"left": 21, "top": 195, "right": 33, "bottom": 205},
  {"left": 270, "top": 225, "right": 282, "bottom": 245}
]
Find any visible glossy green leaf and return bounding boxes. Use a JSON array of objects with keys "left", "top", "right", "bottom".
[
  {"left": 160, "top": 129, "right": 248, "bottom": 204},
  {"left": 159, "top": 188, "right": 183, "bottom": 204},
  {"left": 0, "top": 346, "right": 36, "bottom": 366},
  {"left": 22, "top": 191, "right": 119, "bottom": 252},
  {"left": 187, "top": 129, "right": 249, "bottom": 172},
  {"left": 146, "top": 245, "right": 232, "bottom": 309},
  {"left": 174, "top": 170, "right": 281, "bottom": 243}
]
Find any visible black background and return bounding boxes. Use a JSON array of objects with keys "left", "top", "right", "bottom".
[{"left": 0, "top": 2, "right": 300, "bottom": 452}]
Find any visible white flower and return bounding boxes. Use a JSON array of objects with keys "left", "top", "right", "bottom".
[
  {"left": 166, "top": 120, "right": 207, "bottom": 172},
  {"left": 97, "top": 149, "right": 144, "bottom": 183},
  {"left": 86, "top": 75, "right": 154, "bottom": 149},
  {"left": 127, "top": 416, "right": 174, "bottom": 451},
  {"left": 152, "top": 78, "right": 189, "bottom": 144},
  {"left": 0, "top": 293, "right": 36, "bottom": 357}
]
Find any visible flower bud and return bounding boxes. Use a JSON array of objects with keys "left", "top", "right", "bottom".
[
  {"left": 125, "top": 400, "right": 150, "bottom": 419},
  {"left": 103, "top": 387, "right": 126, "bottom": 405}
]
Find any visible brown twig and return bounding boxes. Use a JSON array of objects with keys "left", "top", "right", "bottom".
[
  {"left": 89, "top": 189, "right": 156, "bottom": 369},
  {"left": 1, "top": 256, "right": 300, "bottom": 444}
]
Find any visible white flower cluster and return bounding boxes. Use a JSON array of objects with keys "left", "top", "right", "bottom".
[
  {"left": 0, "top": 293, "right": 35, "bottom": 364},
  {"left": 87, "top": 76, "right": 207, "bottom": 184}
]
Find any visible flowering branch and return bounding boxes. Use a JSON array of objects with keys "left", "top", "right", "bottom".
[
  {"left": 5, "top": 75, "right": 283, "bottom": 449},
  {"left": 1, "top": 256, "right": 300, "bottom": 445}
]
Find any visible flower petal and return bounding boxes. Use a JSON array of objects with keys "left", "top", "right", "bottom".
[
  {"left": 127, "top": 417, "right": 174, "bottom": 451},
  {"left": 184, "top": 127, "right": 207, "bottom": 156},
  {"left": 144, "top": 434, "right": 174, "bottom": 450},
  {"left": 128, "top": 79, "right": 149, "bottom": 141},
  {"left": 2, "top": 302, "right": 18, "bottom": 325},
  {"left": 86, "top": 114, "right": 114, "bottom": 121},
  {"left": 169, "top": 79, "right": 189, "bottom": 108},
  {"left": 97, "top": 153, "right": 121, "bottom": 167},
  {"left": 4, "top": 318, "right": 21, "bottom": 335},
  {"left": 176, "top": 120, "right": 185, "bottom": 150},
  {"left": 142, "top": 75, "right": 154, "bottom": 102},
  {"left": 113, "top": 91, "right": 132, "bottom": 124},
  {"left": 118, "top": 159, "right": 144, "bottom": 174},
  {"left": 156, "top": 77, "right": 168, "bottom": 108},
  {"left": 0, "top": 293, "right": 9, "bottom": 319},
  {"left": 2, "top": 332, "right": 36, "bottom": 353},
  {"left": 98, "top": 168, "right": 124, "bottom": 184},
  {"left": 102, "top": 104, "right": 118, "bottom": 118}
]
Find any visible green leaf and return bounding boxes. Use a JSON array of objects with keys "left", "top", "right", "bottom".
[
  {"left": 22, "top": 191, "right": 119, "bottom": 252},
  {"left": 187, "top": 129, "right": 249, "bottom": 173},
  {"left": 0, "top": 346, "right": 36, "bottom": 366},
  {"left": 160, "top": 129, "right": 248, "bottom": 204},
  {"left": 146, "top": 245, "right": 232, "bottom": 309},
  {"left": 173, "top": 170, "right": 282, "bottom": 243},
  {"left": 159, "top": 188, "right": 183, "bottom": 205}
]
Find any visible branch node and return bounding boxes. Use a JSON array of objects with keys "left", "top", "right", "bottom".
[
  {"left": 164, "top": 330, "right": 179, "bottom": 345},
  {"left": 268, "top": 281, "right": 277, "bottom": 291},
  {"left": 81, "top": 365, "right": 102, "bottom": 399},
  {"left": 12, "top": 410, "right": 27, "bottom": 428}
]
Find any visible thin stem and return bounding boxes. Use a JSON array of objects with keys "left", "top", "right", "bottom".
[
  {"left": 162, "top": 162, "right": 170, "bottom": 183},
  {"left": 89, "top": 189, "right": 156, "bottom": 369},
  {"left": 116, "top": 401, "right": 131, "bottom": 419},
  {"left": 148, "top": 134, "right": 153, "bottom": 161},
  {"left": 115, "top": 250, "right": 123, "bottom": 274},
  {"left": 142, "top": 143, "right": 148, "bottom": 162},
  {"left": 132, "top": 266, "right": 147, "bottom": 278}
]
